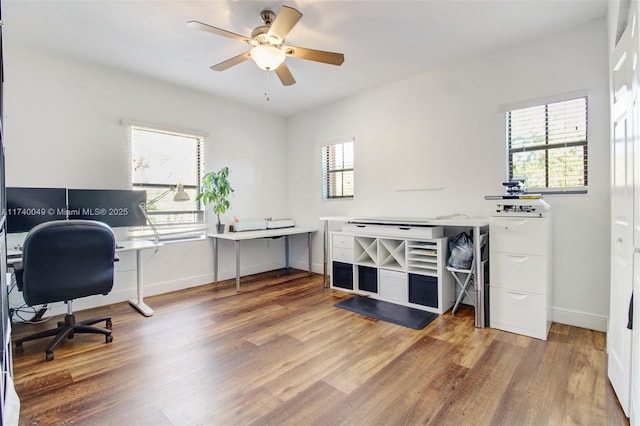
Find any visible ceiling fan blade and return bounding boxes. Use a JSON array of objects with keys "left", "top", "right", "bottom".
[
  {"left": 267, "top": 6, "right": 302, "bottom": 41},
  {"left": 283, "top": 45, "right": 344, "bottom": 66},
  {"left": 187, "top": 20, "right": 251, "bottom": 44},
  {"left": 275, "top": 62, "right": 296, "bottom": 86},
  {"left": 210, "top": 51, "right": 251, "bottom": 71}
]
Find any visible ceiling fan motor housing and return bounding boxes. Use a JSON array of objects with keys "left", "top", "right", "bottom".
[{"left": 251, "top": 25, "right": 280, "bottom": 45}]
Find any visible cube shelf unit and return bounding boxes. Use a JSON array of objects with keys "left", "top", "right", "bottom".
[{"left": 331, "top": 229, "right": 454, "bottom": 314}]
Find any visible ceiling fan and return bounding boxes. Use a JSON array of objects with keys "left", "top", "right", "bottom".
[{"left": 187, "top": 5, "right": 345, "bottom": 86}]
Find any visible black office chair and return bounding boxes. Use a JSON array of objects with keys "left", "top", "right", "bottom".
[{"left": 14, "top": 220, "right": 117, "bottom": 361}]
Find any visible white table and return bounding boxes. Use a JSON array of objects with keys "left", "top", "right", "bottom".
[
  {"left": 7, "top": 239, "right": 161, "bottom": 317},
  {"left": 209, "top": 227, "right": 317, "bottom": 292}
]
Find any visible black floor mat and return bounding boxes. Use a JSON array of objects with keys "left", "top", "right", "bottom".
[{"left": 334, "top": 295, "right": 438, "bottom": 330}]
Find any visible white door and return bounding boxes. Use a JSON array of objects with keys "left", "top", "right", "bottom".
[
  {"left": 632, "top": 4, "right": 640, "bottom": 422},
  {"left": 632, "top": 252, "right": 640, "bottom": 421},
  {"left": 610, "top": 10, "right": 634, "bottom": 418}
]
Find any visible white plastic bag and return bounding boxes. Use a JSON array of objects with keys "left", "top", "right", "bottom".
[{"left": 447, "top": 232, "right": 473, "bottom": 269}]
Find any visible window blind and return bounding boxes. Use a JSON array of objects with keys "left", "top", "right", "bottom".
[
  {"left": 130, "top": 126, "right": 205, "bottom": 235},
  {"left": 322, "top": 140, "right": 354, "bottom": 199},
  {"left": 507, "top": 96, "right": 588, "bottom": 193}
]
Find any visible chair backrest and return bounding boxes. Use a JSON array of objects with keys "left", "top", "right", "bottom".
[{"left": 21, "top": 220, "right": 116, "bottom": 306}]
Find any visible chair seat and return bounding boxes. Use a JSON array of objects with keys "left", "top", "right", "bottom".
[{"left": 446, "top": 266, "right": 473, "bottom": 274}]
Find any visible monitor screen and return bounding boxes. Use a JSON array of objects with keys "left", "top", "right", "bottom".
[
  {"left": 6, "top": 187, "right": 67, "bottom": 233},
  {"left": 67, "top": 189, "right": 147, "bottom": 227}
]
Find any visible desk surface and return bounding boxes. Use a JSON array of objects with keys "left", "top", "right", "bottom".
[
  {"left": 208, "top": 227, "right": 317, "bottom": 241},
  {"left": 116, "top": 240, "right": 162, "bottom": 252},
  {"left": 7, "top": 239, "right": 161, "bottom": 261},
  {"left": 320, "top": 216, "right": 490, "bottom": 227}
]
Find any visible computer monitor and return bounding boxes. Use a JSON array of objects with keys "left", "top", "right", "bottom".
[
  {"left": 67, "top": 189, "right": 147, "bottom": 227},
  {"left": 5, "top": 187, "right": 67, "bottom": 233}
]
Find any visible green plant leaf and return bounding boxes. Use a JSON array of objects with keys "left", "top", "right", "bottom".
[{"left": 198, "top": 167, "right": 234, "bottom": 225}]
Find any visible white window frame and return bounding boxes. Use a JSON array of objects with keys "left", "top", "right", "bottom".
[
  {"left": 322, "top": 138, "right": 354, "bottom": 200},
  {"left": 505, "top": 95, "right": 588, "bottom": 194},
  {"left": 125, "top": 120, "right": 207, "bottom": 240}
]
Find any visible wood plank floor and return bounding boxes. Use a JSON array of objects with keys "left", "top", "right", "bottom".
[{"left": 11, "top": 269, "right": 628, "bottom": 425}]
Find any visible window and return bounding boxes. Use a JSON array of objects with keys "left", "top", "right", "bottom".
[
  {"left": 130, "top": 124, "right": 204, "bottom": 237},
  {"left": 322, "top": 139, "right": 354, "bottom": 199},
  {"left": 507, "top": 96, "right": 588, "bottom": 193}
]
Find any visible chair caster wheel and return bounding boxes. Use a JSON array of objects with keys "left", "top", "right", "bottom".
[
  {"left": 106, "top": 335, "right": 113, "bottom": 343},
  {"left": 105, "top": 319, "right": 112, "bottom": 330},
  {"left": 45, "top": 351, "right": 54, "bottom": 361}
]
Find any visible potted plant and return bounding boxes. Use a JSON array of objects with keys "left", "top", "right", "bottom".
[{"left": 196, "top": 166, "right": 234, "bottom": 234}]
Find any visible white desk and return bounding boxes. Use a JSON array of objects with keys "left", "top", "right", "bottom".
[
  {"left": 7, "top": 240, "right": 161, "bottom": 318},
  {"left": 209, "top": 227, "right": 317, "bottom": 292}
]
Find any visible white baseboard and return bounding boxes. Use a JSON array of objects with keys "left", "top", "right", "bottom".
[
  {"left": 29, "top": 272, "right": 215, "bottom": 319},
  {"left": 14, "top": 261, "right": 326, "bottom": 321},
  {"left": 142, "top": 272, "right": 214, "bottom": 297},
  {"left": 552, "top": 306, "right": 607, "bottom": 332},
  {"left": 287, "top": 259, "right": 323, "bottom": 275}
]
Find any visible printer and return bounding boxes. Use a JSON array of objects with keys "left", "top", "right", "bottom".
[
  {"left": 485, "top": 179, "right": 550, "bottom": 217},
  {"left": 232, "top": 217, "right": 295, "bottom": 232}
]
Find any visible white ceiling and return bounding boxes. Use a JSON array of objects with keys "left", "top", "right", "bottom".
[{"left": 3, "top": 0, "right": 608, "bottom": 117}]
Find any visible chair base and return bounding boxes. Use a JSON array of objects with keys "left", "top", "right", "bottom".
[{"left": 15, "top": 313, "right": 112, "bottom": 361}]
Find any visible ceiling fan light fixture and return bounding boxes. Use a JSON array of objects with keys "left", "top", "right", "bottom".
[{"left": 250, "top": 45, "right": 286, "bottom": 70}]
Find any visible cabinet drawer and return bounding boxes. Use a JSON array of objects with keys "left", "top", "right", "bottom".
[
  {"left": 332, "top": 262, "right": 353, "bottom": 290},
  {"left": 408, "top": 274, "right": 439, "bottom": 308},
  {"left": 379, "top": 269, "right": 407, "bottom": 304},
  {"left": 490, "top": 253, "right": 548, "bottom": 294},
  {"left": 358, "top": 265, "right": 378, "bottom": 293},
  {"left": 342, "top": 224, "right": 443, "bottom": 238},
  {"left": 490, "top": 287, "right": 549, "bottom": 340},
  {"left": 333, "top": 234, "right": 354, "bottom": 249},
  {"left": 490, "top": 218, "right": 549, "bottom": 255},
  {"left": 332, "top": 247, "right": 354, "bottom": 263}
]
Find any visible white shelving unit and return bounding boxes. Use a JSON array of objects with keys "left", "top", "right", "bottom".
[
  {"left": 406, "top": 241, "right": 439, "bottom": 275},
  {"left": 331, "top": 227, "right": 453, "bottom": 315}
]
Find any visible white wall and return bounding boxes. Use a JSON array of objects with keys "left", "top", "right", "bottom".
[
  {"left": 287, "top": 19, "right": 610, "bottom": 331},
  {"left": 3, "top": 46, "right": 290, "bottom": 313}
]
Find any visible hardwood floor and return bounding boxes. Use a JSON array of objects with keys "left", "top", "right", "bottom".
[{"left": 11, "top": 269, "right": 628, "bottom": 425}]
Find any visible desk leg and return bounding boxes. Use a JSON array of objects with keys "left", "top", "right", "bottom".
[
  {"left": 213, "top": 237, "right": 219, "bottom": 285},
  {"left": 235, "top": 240, "right": 240, "bottom": 292},
  {"left": 308, "top": 232, "right": 312, "bottom": 274},
  {"left": 285, "top": 235, "right": 290, "bottom": 269},
  {"left": 129, "top": 249, "right": 154, "bottom": 317},
  {"left": 323, "top": 220, "right": 328, "bottom": 288},
  {"left": 473, "top": 226, "right": 484, "bottom": 328}
]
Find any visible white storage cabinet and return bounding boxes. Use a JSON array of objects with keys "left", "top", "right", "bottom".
[
  {"left": 330, "top": 225, "right": 453, "bottom": 315},
  {"left": 489, "top": 216, "right": 552, "bottom": 340}
]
